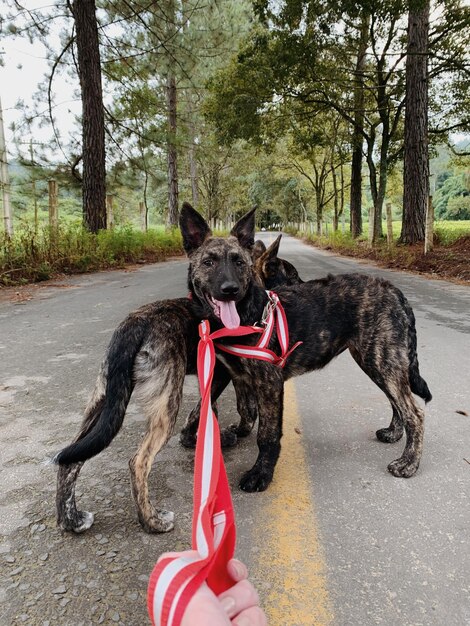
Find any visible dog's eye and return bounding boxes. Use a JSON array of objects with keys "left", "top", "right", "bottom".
[
  {"left": 234, "top": 259, "right": 245, "bottom": 267},
  {"left": 203, "top": 259, "right": 214, "bottom": 267}
]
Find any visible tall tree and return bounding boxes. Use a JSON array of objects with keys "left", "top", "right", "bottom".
[
  {"left": 400, "top": 0, "right": 430, "bottom": 243},
  {"left": 101, "top": 0, "right": 251, "bottom": 222},
  {"left": 350, "top": 13, "right": 370, "bottom": 238},
  {"left": 205, "top": 3, "right": 408, "bottom": 242},
  {"left": 70, "top": 0, "right": 107, "bottom": 232},
  {"left": 163, "top": 0, "right": 179, "bottom": 227}
]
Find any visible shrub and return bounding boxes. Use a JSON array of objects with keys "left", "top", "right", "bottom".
[{"left": 0, "top": 222, "right": 183, "bottom": 286}]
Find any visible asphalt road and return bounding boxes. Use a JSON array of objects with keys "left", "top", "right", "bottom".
[{"left": 1, "top": 234, "right": 469, "bottom": 626}]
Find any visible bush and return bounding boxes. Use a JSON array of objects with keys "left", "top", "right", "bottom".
[{"left": 0, "top": 222, "right": 183, "bottom": 286}]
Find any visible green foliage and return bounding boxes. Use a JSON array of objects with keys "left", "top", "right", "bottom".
[
  {"left": 434, "top": 173, "right": 470, "bottom": 219},
  {"left": 0, "top": 223, "right": 183, "bottom": 286},
  {"left": 445, "top": 196, "right": 470, "bottom": 220}
]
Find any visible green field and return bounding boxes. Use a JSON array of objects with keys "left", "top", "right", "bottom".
[{"left": 362, "top": 220, "right": 469, "bottom": 239}]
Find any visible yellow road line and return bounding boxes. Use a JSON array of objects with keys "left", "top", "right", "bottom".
[{"left": 254, "top": 379, "right": 333, "bottom": 626}]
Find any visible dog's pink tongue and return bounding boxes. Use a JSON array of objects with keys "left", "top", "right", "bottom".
[{"left": 217, "top": 300, "right": 240, "bottom": 329}]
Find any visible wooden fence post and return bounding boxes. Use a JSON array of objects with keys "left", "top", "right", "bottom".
[
  {"left": 386, "top": 202, "right": 393, "bottom": 247},
  {"left": 368, "top": 206, "right": 375, "bottom": 247},
  {"left": 0, "top": 95, "right": 13, "bottom": 237},
  {"left": 106, "top": 194, "right": 114, "bottom": 229},
  {"left": 48, "top": 179, "right": 58, "bottom": 228},
  {"left": 424, "top": 196, "right": 434, "bottom": 254},
  {"left": 139, "top": 201, "right": 147, "bottom": 232}
]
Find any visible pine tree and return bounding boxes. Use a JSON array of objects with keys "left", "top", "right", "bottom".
[
  {"left": 71, "top": 0, "right": 107, "bottom": 232},
  {"left": 400, "top": 1, "right": 430, "bottom": 243}
]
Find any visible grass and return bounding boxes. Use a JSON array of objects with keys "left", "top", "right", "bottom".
[
  {"left": 433, "top": 220, "right": 470, "bottom": 244},
  {"left": 2, "top": 217, "right": 468, "bottom": 287},
  {"left": 0, "top": 222, "right": 183, "bottom": 286},
  {"left": 285, "top": 220, "right": 470, "bottom": 282},
  {"left": 287, "top": 220, "right": 470, "bottom": 247}
]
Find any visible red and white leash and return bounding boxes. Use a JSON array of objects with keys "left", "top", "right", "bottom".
[
  {"left": 147, "top": 292, "right": 301, "bottom": 626},
  {"left": 215, "top": 291, "right": 302, "bottom": 368}
]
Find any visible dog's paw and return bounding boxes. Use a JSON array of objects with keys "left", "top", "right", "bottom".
[
  {"left": 376, "top": 426, "right": 404, "bottom": 444},
  {"left": 228, "top": 423, "right": 253, "bottom": 438},
  {"left": 59, "top": 510, "right": 94, "bottom": 533},
  {"left": 220, "top": 428, "right": 238, "bottom": 448},
  {"left": 142, "top": 509, "right": 175, "bottom": 534},
  {"left": 387, "top": 457, "right": 419, "bottom": 478},
  {"left": 239, "top": 469, "right": 272, "bottom": 492},
  {"left": 180, "top": 430, "right": 197, "bottom": 448}
]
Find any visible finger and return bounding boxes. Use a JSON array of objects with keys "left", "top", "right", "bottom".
[
  {"left": 218, "top": 580, "right": 260, "bottom": 618},
  {"left": 182, "top": 586, "right": 231, "bottom": 626},
  {"left": 227, "top": 558, "right": 248, "bottom": 582},
  {"left": 232, "top": 606, "right": 268, "bottom": 626}
]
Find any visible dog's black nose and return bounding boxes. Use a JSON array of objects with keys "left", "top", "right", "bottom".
[{"left": 220, "top": 281, "right": 239, "bottom": 295}]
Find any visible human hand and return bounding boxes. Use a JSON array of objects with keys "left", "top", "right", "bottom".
[{"left": 157, "top": 553, "right": 267, "bottom": 626}]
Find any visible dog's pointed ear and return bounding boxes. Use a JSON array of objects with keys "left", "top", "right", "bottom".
[
  {"left": 179, "top": 202, "right": 212, "bottom": 256},
  {"left": 261, "top": 234, "right": 282, "bottom": 261},
  {"left": 230, "top": 207, "right": 256, "bottom": 249}
]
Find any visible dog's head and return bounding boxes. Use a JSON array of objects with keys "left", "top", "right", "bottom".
[
  {"left": 180, "top": 202, "right": 256, "bottom": 329},
  {"left": 252, "top": 234, "right": 302, "bottom": 289}
]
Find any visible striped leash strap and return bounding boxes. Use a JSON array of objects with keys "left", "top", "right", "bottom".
[
  {"left": 147, "top": 293, "right": 301, "bottom": 626},
  {"left": 215, "top": 291, "right": 303, "bottom": 368}
]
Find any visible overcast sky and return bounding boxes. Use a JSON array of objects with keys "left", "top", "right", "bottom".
[{"left": 0, "top": 11, "right": 80, "bottom": 159}]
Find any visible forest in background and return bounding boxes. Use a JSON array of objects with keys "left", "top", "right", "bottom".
[
  {"left": 6, "top": 139, "right": 470, "bottom": 229},
  {"left": 0, "top": 0, "right": 469, "bottom": 284}
]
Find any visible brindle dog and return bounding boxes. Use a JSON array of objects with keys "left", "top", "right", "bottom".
[
  {"left": 252, "top": 235, "right": 303, "bottom": 289},
  {"left": 177, "top": 205, "right": 430, "bottom": 491},
  {"left": 54, "top": 207, "right": 265, "bottom": 533},
  {"left": 180, "top": 233, "right": 303, "bottom": 449},
  {"left": 54, "top": 203, "right": 431, "bottom": 534}
]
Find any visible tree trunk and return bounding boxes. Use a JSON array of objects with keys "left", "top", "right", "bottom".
[
  {"left": 374, "top": 139, "right": 389, "bottom": 241},
  {"left": 0, "top": 96, "right": 13, "bottom": 236},
  {"left": 366, "top": 129, "right": 388, "bottom": 243},
  {"left": 332, "top": 162, "right": 339, "bottom": 231},
  {"left": 340, "top": 161, "right": 345, "bottom": 231},
  {"left": 166, "top": 73, "right": 179, "bottom": 227},
  {"left": 71, "top": 0, "right": 106, "bottom": 233},
  {"left": 189, "top": 137, "right": 199, "bottom": 208},
  {"left": 400, "top": 1, "right": 430, "bottom": 244},
  {"left": 366, "top": 133, "right": 378, "bottom": 240},
  {"left": 374, "top": 54, "right": 390, "bottom": 242},
  {"left": 349, "top": 14, "right": 370, "bottom": 238},
  {"left": 187, "top": 95, "right": 199, "bottom": 208},
  {"left": 315, "top": 188, "right": 322, "bottom": 235}
]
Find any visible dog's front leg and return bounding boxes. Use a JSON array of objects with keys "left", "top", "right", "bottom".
[
  {"left": 239, "top": 365, "right": 284, "bottom": 493},
  {"left": 180, "top": 361, "right": 232, "bottom": 448},
  {"left": 228, "top": 377, "right": 258, "bottom": 439}
]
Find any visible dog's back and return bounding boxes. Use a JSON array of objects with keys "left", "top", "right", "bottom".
[{"left": 276, "top": 273, "right": 431, "bottom": 402}]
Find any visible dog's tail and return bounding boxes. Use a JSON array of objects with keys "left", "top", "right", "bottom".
[
  {"left": 53, "top": 314, "right": 149, "bottom": 465},
  {"left": 400, "top": 291, "right": 432, "bottom": 403}
]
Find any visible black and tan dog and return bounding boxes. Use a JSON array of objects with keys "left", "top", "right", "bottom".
[
  {"left": 179, "top": 233, "right": 302, "bottom": 448},
  {"left": 252, "top": 235, "right": 303, "bottom": 289},
  {"left": 54, "top": 204, "right": 431, "bottom": 534}
]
